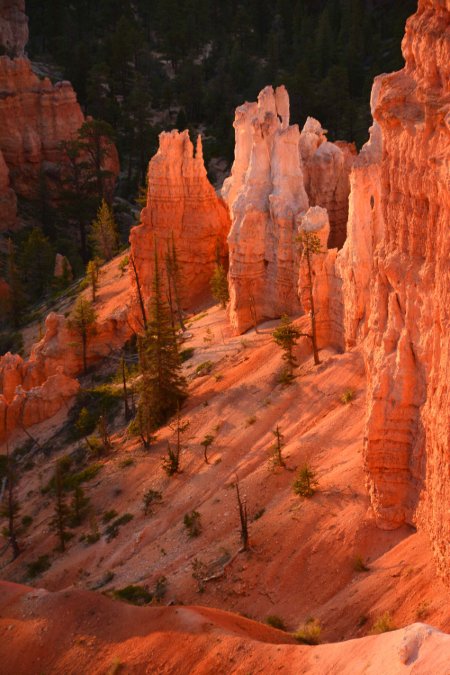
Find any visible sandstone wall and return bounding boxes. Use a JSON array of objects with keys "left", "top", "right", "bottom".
[
  {"left": 129, "top": 130, "right": 230, "bottom": 314},
  {"left": 330, "top": 0, "right": 450, "bottom": 583}
]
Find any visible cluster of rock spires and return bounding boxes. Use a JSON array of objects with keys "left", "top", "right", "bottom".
[{"left": 0, "top": 0, "right": 449, "bottom": 583}]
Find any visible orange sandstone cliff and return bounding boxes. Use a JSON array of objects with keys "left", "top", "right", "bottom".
[{"left": 129, "top": 130, "right": 230, "bottom": 313}]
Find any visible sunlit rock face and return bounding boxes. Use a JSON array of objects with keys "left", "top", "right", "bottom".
[
  {"left": 223, "top": 86, "right": 354, "bottom": 334},
  {"left": 129, "top": 130, "right": 230, "bottom": 315},
  {"left": 342, "top": 0, "right": 450, "bottom": 564},
  {"left": 0, "top": 0, "right": 28, "bottom": 57}
]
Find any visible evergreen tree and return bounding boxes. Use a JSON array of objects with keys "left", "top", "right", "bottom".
[
  {"left": 297, "top": 229, "right": 322, "bottom": 365},
  {"left": 86, "top": 258, "right": 101, "bottom": 302},
  {"left": 0, "top": 438, "right": 21, "bottom": 559},
  {"left": 137, "top": 249, "right": 186, "bottom": 443},
  {"left": 19, "top": 228, "right": 55, "bottom": 303},
  {"left": 165, "top": 235, "right": 186, "bottom": 331},
  {"left": 50, "top": 460, "right": 71, "bottom": 552},
  {"left": 210, "top": 264, "right": 229, "bottom": 308},
  {"left": 90, "top": 200, "right": 118, "bottom": 261},
  {"left": 4, "top": 239, "right": 26, "bottom": 328},
  {"left": 68, "top": 296, "right": 97, "bottom": 374},
  {"left": 69, "top": 486, "right": 90, "bottom": 527},
  {"left": 272, "top": 315, "right": 302, "bottom": 381}
]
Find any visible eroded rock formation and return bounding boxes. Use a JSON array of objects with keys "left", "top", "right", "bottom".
[
  {"left": 0, "top": 1, "right": 118, "bottom": 229},
  {"left": 129, "top": 130, "right": 230, "bottom": 313},
  {"left": 0, "top": 0, "right": 28, "bottom": 57},
  {"left": 359, "top": 0, "right": 450, "bottom": 551},
  {"left": 224, "top": 86, "right": 354, "bottom": 334}
]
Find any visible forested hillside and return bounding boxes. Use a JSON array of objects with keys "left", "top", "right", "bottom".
[{"left": 26, "top": 0, "right": 416, "bottom": 191}]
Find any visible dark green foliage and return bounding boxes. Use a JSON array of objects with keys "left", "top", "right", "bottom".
[
  {"left": 113, "top": 585, "right": 153, "bottom": 606},
  {"left": 19, "top": 228, "right": 55, "bottom": 303},
  {"left": 180, "top": 347, "right": 195, "bottom": 363},
  {"left": 142, "top": 489, "right": 162, "bottom": 515},
  {"left": 200, "top": 434, "right": 214, "bottom": 464},
  {"left": 210, "top": 264, "right": 229, "bottom": 308},
  {"left": 27, "top": 554, "right": 51, "bottom": 579},
  {"left": 137, "top": 251, "right": 186, "bottom": 446},
  {"left": 71, "top": 386, "right": 123, "bottom": 440},
  {"left": 183, "top": 510, "right": 202, "bottom": 538},
  {"left": 50, "top": 460, "right": 72, "bottom": 552},
  {"left": 102, "top": 509, "right": 119, "bottom": 524},
  {"left": 104, "top": 513, "right": 134, "bottom": 541},
  {"left": 26, "top": 0, "right": 415, "bottom": 197},
  {"left": 293, "top": 464, "right": 319, "bottom": 498},
  {"left": 266, "top": 615, "right": 287, "bottom": 631},
  {"left": 69, "top": 486, "right": 91, "bottom": 527},
  {"left": 272, "top": 315, "right": 302, "bottom": 380},
  {"left": 67, "top": 296, "right": 97, "bottom": 374}
]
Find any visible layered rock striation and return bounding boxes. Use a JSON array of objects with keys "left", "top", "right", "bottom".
[
  {"left": 358, "top": 0, "right": 450, "bottom": 555},
  {"left": 224, "top": 86, "right": 354, "bottom": 334},
  {"left": 129, "top": 130, "right": 230, "bottom": 314}
]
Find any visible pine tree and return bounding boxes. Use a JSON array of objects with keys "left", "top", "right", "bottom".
[
  {"left": 0, "top": 438, "right": 21, "bottom": 559},
  {"left": 69, "top": 486, "right": 90, "bottom": 527},
  {"left": 297, "top": 229, "right": 322, "bottom": 365},
  {"left": 210, "top": 264, "right": 229, "bottom": 308},
  {"left": 165, "top": 235, "right": 186, "bottom": 330},
  {"left": 5, "top": 238, "right": 26, "bottom": 328},
  {"left": 90, "top": 199, "right": 118, "bottom": 261},
  {"left": 86, "top": 258, "right": 100, "bottom": 302},
  {"left": 272, "top": 315, "right": 302, "bottom": 381},
  {"left": 137, "top": 249, "right": 186, "bottom": 443},
  {"left": 50, "top": 461, "right": 71, "bottom": 552},
  {"left": 68, "top": 296, "right": 97, "bottom": 374}
]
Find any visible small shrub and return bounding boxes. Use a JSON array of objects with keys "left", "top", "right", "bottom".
[
  {"left": 195, "top": 360, "right": 213, "bottom": 377},
  {"left": 293, "top": 618, "right": 322, "bottom": 645},
  {"left": 118, "top": 255, "right": 129, "bottom": 276},
  {"left": 184, "top": 510, "right": 202, "bottom": 538},
  {"left": 266, "top": 615, "right": 286, "bottom": 631},
  {"left": 113, "top": 585, "right": 152, "bottom": 606},
  {"left": 143, "top": 489, "right": 162, "bottom": 515},
  {"left": 293, "top": 464, "right": 318, "bottom": 498},
  {"left": 180, "top": 347, "right": 195, "bottom": 363},
  {"left": 192, "top": 557, "right": 208, "bottom": 593},
  {"left": 68, "top": 463, "right": 102, "bottom": 488},
  {"left": 102, "top": 509, "right": 118, "bottom": 524},
  {"left": 27, "top": 555, "right": 51, "bottom": 578},
  {"left": 357, "top": 615, "right": 368, "bottom": 628},
  {"left": 200, "top": 433, "right": 214, "bottom": 464},
  {"left": 153, "top": 576, "right": 168, "bottom": 602},
  {"left": 353, "top": 555, "right": 370, "bottom": 572},
  {"left": 415, "top": 602, "right": 430, "bottom": 621},
  {"left": 246, "top": 415, "right": 257, "bottom": 427},
  {"left": 340, "top": 388, "right": 356, "bottom": 404},
  {"left": 105, "top": 513, "right": 134, "bottom": 541},
  {"left": 75, "top": 406, "right": 97, "bottom": 438},
  {"left": 120, "top": 457, "right": 134, "bottom": 468},
  {"left": 277, "top": 367, "right": 295, "bottom": 385},
  {"left": 21, "top": 515, "right": 33, "bottom": 529},
  {"left": 370, "top": 612, "right": 396, "bottom": 634},
  {"left": 252, "top": 508, "right": 265, "bottom": 521}
]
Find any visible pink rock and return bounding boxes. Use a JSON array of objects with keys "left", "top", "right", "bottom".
[{"left": 129, "top": 130, "right": 230, "bottom": 314}]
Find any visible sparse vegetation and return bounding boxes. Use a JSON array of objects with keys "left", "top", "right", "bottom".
[
  {"left": 180, "top": 347, "right": 195, "bottom": 363},
  {"left": 266, "top": 615, "right": 287, "bottom": 631},
  {"left": 67, "top": 295, "right": 97, "bottom": 374},
  {"left": 183, "top": 510, "right": 202, "bottom": 538},
  {"left": 195, "top": 360, "right": 213, "bottom": 377},
  {"left": 353, "top": 555, "right": 370, "bottom": 572},
  {"left": 416, "top": 602, "right": 430, "bottom": 621},
  {"left": 104, "top": 513, "right": 134, "bottom": 541},
  {"left": 102, "top": 510, "right": 119, "bottom": 524},
  {"left": 296, "top": 229, "right": 323, "bottom": 365},
  {"left": 293, "top": 618, "right": 322, "bottom": 645},
  {"left": 370, "top": 612, "right": 396, "bottom": 634},
  {"left": 192, "top": 557, "right": 208, "bottom": 593},
  {"left": 270, "top": 425, "right": 286, "bottom": 468},
  {"left": 272, "top": 315, "right": 302, "bottom": 383},
  {"left": 113, "top": 585, "right": 152, "bottom": 606},
  {"left": 142, "top": 489, "right": 163, "bottom": 516},
  {"left": 210, "top": 264, "right": 229, "bottom": 308},
  {"left": 245, "top": 415, "right": 257, "bottom": 427},
  {"left": 27, "top": 554, "right": 51, "bottom": 579},
  {"left": 293, "top": 464, "right": 319, "bottom": 498},
  {"left": 340, "top": 388, "right": 356, "bottom": 404},
  {"left": 200, "top": 433, "right": 214, "bottom": 464},
  {"left": 252, "top": 508, "right": 265, "bottom": 521}
]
